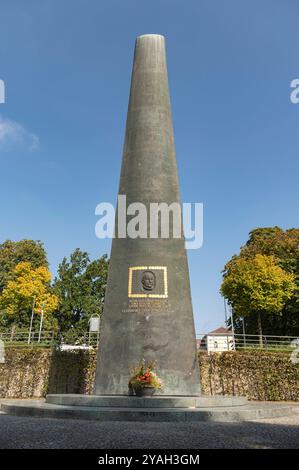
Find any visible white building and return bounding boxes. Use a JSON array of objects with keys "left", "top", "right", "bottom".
[{"left": 199, "top": 327, "right": 235, "bottom": 353}]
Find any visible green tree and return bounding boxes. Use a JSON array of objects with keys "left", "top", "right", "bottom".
[
  {"left": 221, "top": 254, "right": 296, "bottom": 345},
  {"left": 53, "top": 249, "right": 108, "bottom": 332},
  {"left": 0, "top": 239, "right": 48, "bottom": 292},
  {"left": 242, "top": 228, "right": 299, "bottom": 335},
  {"left": 241, "top": 227, "right": 299, "bottom": 272},
  {"left": 222, "top": 227, "right": 299, "bottom": 336}
]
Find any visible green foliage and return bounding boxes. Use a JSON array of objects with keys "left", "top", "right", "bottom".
[
  {"left": 0, "top": 239, "right": 48, "bottom": 292},
  {"left": 0, "top": 348, "right": 97, "bottom": 398},
  {"left": 0, "top": 348, "right": 53, "bottom": 398},
  {"left": 198, "top": 351, "right": 299, "bottom": 401},
  {"left": 242, "top": 227, "right": 299, "bottom": 274},
  {"left": 1, "top": 349, "right": 298, "bottom": 401},
  {"left": 221, "top": 227, "right": 299, "bottom": 336},
  {"left": 53, "top": 249, "right": 108, "bottom": 331},
  {"left": 242, "top": 228, "right": 299, "bottom": 335},
  {"left": 47, "top": 350, "right": 96, "bottom": 395},
  {"left": 221, "top": 254, "right": 295, "bottom": 316}
]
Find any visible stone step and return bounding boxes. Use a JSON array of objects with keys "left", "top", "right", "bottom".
[
  {"left": 46, "top": 394, "right": 248, "bottom": 408},
  {"left": 1, "top": 400, "right": 296, "bottom": 422}
]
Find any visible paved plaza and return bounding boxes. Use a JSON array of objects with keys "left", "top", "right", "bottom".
[{"left": 0, "top": 407, "right": 298, "bottom": 449}]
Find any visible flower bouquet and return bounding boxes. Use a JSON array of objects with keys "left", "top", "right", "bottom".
[{"left": 128, "top": 359, "right": 163, "bottom": 397}]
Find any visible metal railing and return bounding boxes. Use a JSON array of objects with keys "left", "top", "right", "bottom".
[
  {"left": 0, "top": 328, "right": 298, "bottom": 352},
  {"left": 0, "top": 329, "right": 100, "bottom": 349},
  {"left": 196, "top": 333, "right": 299, "bottom": 351},
  {"left": 59, "top": 331, "right": 100, "bottom": 348},
  {"left": 0, "top": 330, "right": 57, "bottom": 347}
]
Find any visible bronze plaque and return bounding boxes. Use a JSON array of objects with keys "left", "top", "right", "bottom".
[{"left": 128, "top": 266, "right": 168, "bottom": 298}]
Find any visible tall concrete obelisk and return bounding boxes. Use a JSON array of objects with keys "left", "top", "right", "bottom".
[{"left": 95, "top": 34, "right": 201, "bottom": 396}]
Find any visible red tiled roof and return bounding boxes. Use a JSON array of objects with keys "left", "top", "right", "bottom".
[{"left": 206, "top": 327, "right": 233, "bottom": 336}]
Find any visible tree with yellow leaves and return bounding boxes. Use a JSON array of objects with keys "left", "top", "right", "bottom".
[
  {"left": 221, "top": 254, "right": 296, "bottom": 346},
  {"left": 0, "top": 262, "right": 59, "bottom": 330}
]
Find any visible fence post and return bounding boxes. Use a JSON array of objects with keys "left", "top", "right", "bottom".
[
  {"left": 242, "top": 317, "right": 246, "bottom": 347},
  {"left": 10, "top": 325, "right": 16, "bottom": 342},
  {"left": 0, "top": 339, "right": 5, "bottom": 363}
]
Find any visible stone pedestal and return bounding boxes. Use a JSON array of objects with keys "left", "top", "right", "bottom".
[{"left": 1, "top": 395, "right": 296, "bottom": 422}]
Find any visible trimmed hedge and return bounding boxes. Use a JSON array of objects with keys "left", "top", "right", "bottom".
[
  {"left": 47, "top": 350, "right": 96, "bottom": 395},
  {"left": 198, "top": 351, "right": 299, "bottom": 401},
  {"left": 0, "top": 348, "right": 298, "bottom": 401},
  {"left": 0, "top": 348, "right": 52, "bottom": 398}
]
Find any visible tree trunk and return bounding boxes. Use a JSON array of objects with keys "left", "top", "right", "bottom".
[{"left": 257, "top": 312, "right": 263, "bottom": 348}]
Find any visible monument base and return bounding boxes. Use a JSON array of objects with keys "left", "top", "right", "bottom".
[{"left": 1, "top": 394, "right": 297, "bottom": 422}]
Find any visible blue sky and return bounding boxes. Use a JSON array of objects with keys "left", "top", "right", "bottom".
[{"left": 0, "top": 0, "right": 298, "bottom": 333}]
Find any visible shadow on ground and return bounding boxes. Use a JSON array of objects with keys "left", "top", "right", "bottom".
[{"left": 0, "top": 413, "right": 298, "bottom": 449}]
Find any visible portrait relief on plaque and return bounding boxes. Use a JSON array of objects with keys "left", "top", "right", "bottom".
[
  {"left": 141, "top": 270, "right": 156, "bottom": 291},
  {"left": 128, "top": 266, "right": 168, "bottom": 298}
]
